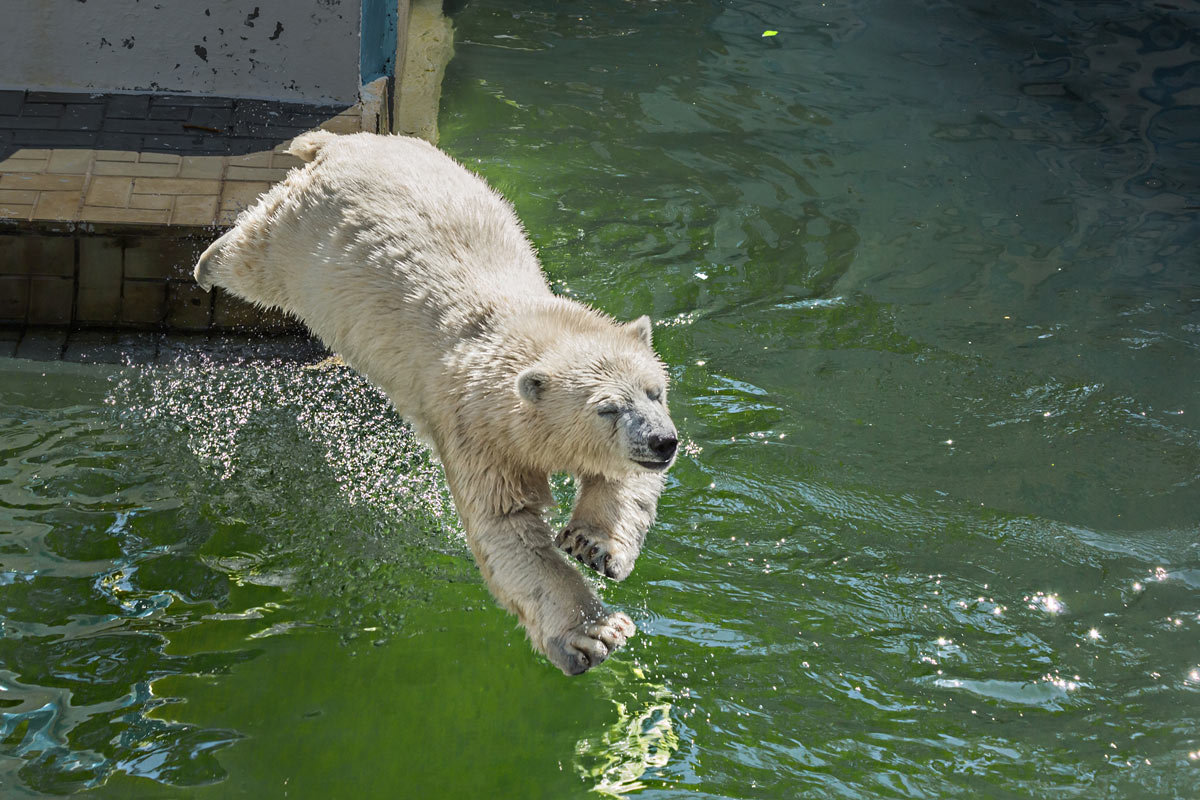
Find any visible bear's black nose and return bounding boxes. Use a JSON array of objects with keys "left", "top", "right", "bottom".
[{"left": 648, "top": 433, "right": 678, "bottom": 461}]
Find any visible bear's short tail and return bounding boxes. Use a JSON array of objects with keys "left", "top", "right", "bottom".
[{"left": 286, "top": 130, "right": 338, "bottom": 163}]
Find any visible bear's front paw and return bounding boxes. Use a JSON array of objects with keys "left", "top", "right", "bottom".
[
  {"left": 556, "top": 523, "right": 636, "bottom": 581},
  {"left": 546, "top": 611, "right": 636, "bottom": 675}
]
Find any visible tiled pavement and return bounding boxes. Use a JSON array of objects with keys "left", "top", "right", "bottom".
[
  {"left": 0, "top": 89, "right": 370, "bottom": 334},
  {"left": 0, "top": 89, "right": 365, "bottom": 229}
]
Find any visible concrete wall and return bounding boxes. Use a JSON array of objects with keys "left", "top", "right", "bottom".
[{"left": 1, "top": 1, "right": 365, "bottom": 105}]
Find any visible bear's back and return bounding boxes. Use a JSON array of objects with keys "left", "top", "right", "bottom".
[{"left": 300, "top": 134, "right": 550, "bottom": 305}]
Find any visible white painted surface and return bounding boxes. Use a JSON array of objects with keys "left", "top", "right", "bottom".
[{"left": 2, "top": 0, "right": 363, "bottom": 104}]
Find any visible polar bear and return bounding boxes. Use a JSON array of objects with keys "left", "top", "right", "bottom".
[{"left": 194, "top": 131, "right": 677, "bottom": 674}]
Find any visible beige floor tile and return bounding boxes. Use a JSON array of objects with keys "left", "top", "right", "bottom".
[
  {"left": 0, "top": 157, "right": 49, "bottom": 174},
  {"left": 172, "top": 195, "right": 219, "bottom": 226},
  {"left": 32, "top": 191, "right": 82, "bottom": 221},
  {"left": 178, "top": 156, "right": 225, "bottom": 179},
  {"left": 0, "top": 203, "right": 33, "bottom": 220},
  {"left": 219, "top": 181, "right": 271, "bottom": 213},
  {"left": 46, "top": 149, "right": 94, "bottom": 174},
  {"left": 1, "top": 173, "right": 86, "bottom": 191},
  {"left": 84, "top": 176, "right": 134, "bottom": 208},
  {"left": 132, "top": 177, "right": 221, "bottom": 196},
  {"left": 128, "top": 193, "right": 175, "bottom": 210},
  {"left": 81, "top": 205, "right": 171, "bottom": 224},
  {"left": 92, "top": 161, "right": 180, "bottom": 178}
]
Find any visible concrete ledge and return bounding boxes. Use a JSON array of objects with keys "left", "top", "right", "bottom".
[
  {"left": 393, "top": 0, "right": 455, "bottom": 143},
  {"left": 0, "top": 326, "right": 327, "bottom": 364},
  {"left": 0, "top": 230, "right": 301, "bottom": 333},
  {"left": 0, "top": 1, "right": 453, "bottom": 338}
]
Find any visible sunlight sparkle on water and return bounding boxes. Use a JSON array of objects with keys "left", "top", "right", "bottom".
[{"left": 1026, "top": 592, "right": 1065, "bottom": 614}]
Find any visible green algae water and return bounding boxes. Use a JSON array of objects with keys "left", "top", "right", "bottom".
[{"left": 3, "top": 0, "right": 1200, "bottom": 796}]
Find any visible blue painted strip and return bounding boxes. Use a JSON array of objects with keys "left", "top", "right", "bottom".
[{"left": 360, "top": 0, "right": 398, "bottom": 84}]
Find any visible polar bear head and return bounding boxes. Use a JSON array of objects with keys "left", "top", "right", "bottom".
[{"left": 516, "top": 315, "right": 678, "bottom": 475}]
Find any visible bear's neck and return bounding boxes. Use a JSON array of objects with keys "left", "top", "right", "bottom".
[{"left": 439, "top": 296, "right": 602, "bottom": 478}]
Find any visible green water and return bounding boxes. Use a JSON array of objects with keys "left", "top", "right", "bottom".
[{"left": 3, "top": 0, "right": 1199, "bottom": 796}]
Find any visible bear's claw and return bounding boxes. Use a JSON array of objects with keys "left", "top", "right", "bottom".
[
  {"left": 546, "top": 611, "right": 636, "bottom": 675},
  {"left": 556, "top": 524, "right": 635, "bottom": 581}
]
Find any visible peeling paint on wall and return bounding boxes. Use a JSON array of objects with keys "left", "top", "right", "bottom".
[{"left": 0, "top": 0, "right": 364, "bottom": 104}]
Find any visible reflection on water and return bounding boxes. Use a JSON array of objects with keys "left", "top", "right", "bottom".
[
  {"left": 3, "top": 0, "right": 1200, "bottom": 796},
  {"left": 574, "top": 664, "right": 679, "bottom": 798}
]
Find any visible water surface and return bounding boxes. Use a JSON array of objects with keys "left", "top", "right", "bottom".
[{"left": 3, "top": 0, "right": 1199, "bottom": 797}]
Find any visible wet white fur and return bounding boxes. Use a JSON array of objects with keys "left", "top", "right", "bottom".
[{"left": 194, "top": 132, "right": 675, "bottom": 674}]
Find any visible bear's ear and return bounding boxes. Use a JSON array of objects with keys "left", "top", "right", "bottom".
[
  {"left": 627, "top": 315, "right": 653, "bottom": 348},
  {"left": 517, "top": 368, "right": 550, "bottom": 403}
]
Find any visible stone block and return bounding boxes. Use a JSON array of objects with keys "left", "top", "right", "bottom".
[
  {"left": 178, "top": 156, "right": 225, "bottom": 179},
  {"left": 144, "top": 134, "right": 221, "bottom": 152},
  {"left": 76, "top": 238, "right": 123, "bottom": 324},
  {"left": 28, "top": 275, "right": 74, "bottom": 324},
  {"left": 46, "top": 149, "right": 94, "bottom": 174},
  {"left": 60, "top": 104, "right": 106, "bottom": 130},
  {"left": 12, "top": 130, "right": 96, "bottom": 147},
  {"left": 271, "top": 153, "right": 303, "bottom": 170},
  {"left": 185, "top": 106, "right": 233, "bottom": 130},
  {"left": 76, "top": 285, "right": 122, "bottom": 324},
  {"left": 0, "top": 275, "right": 29, "bottom": 322},
  {"left": 124, "top": 237, "right": 198, "bottom": 280},
  {"left": 79, "top": 237, "right": 123, "bottom": 282},
  {"left": 172, "top": 195, "right": 218, "bottom": 226},
  {"left": 84, "top": 176, "right": 133, "bottom": 207},
  {"left": 227, "top": 151, "right": 275, "bottom": 168},
  {"left": 219, "top": 181, "right": 270, "bottom": 215},
  {"left": 112, "top": 332, "right": 161, "bottom": 363},
  {"left": 225, "top": 166, "right": 288, "bottom": 182},
  {"left": 156, "top": 95, "right": 233, "bottom": 108},
  {"left": 0, "top": 157, "right": 48, "bottom": 174},
  {"left": 80, "top": 206, "right": 171, "bottom": 225},
  {"left": 129, "top": 194, "right": 174, "bottom": 211},
  {"left": 132, "top": 177, "right": 221, "bottom": 196},
  {"left": 0, "top": 173, "right": 85, "bottom": 192},
  {"left": 0, "top": 236, "right": 75, "bottom": 276},
  {"left": 106, "top": 94, "right": 150, "bottom": 119},
  {"left": 0, "top": 115, "right": 54, "bottom": 130},
  {"left": 120, "top": 279, "right": 167, "bottom": 325},
  {"left": 63, "top": 330, "right": 124, "bottom": 364},
  {"left": 94, "top": 132, "right": 144, "bottom": 151},
  {"left": 148, "top": 105, "right": 192, "bottom": 121},
  {"left": 0, "top": 202, "right": 32, "bottom": 221},
  {"left": 15, "top": 329, "right": 67, "bottom": 360},
  {"left": 27, "top": 91, "right": 102, "bottom": 104},
  {"left": 166, "top": 280, "right": 213, "bottom": 330},
  {"left": 100, "top": 118, "right": 190, "bottom": 135},
  {"left": 0, "top": 189, "right": 38, "bottom": 205},
  {"left": 140, "top": 152, "right": 183, "bottom": 165},
  {"left": 32, "top": 191, "right": 82, "bottom": 222},
  {"left": 319, "top": 114, "right": 363, "bottom": 134},
  {"left": 22, "top": 103, "right": 64, "bottom": 117},
  {"left": 212, "top": 290, "right": 262, "bottom": 329},
  {"left": 92, "top": 160, "right": 178, "bottom": 178},
  {"left": 94, "top": 150, "right": 139, "bottom": 162},
  {"left": 0, "top": 91, "right": 22, "bottom": 117}
]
